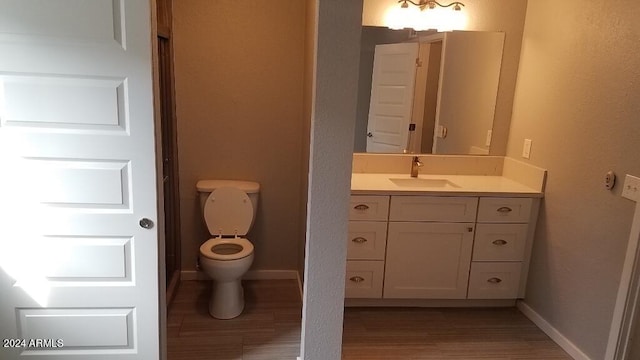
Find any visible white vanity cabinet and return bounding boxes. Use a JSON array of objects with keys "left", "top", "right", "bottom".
[{"left": 346, "top": 194, "right": 539, "bottom": 302}]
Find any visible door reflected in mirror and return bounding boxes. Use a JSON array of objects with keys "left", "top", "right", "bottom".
[{"left": 354, "top": 27, "right": 505, "bottom": 155}]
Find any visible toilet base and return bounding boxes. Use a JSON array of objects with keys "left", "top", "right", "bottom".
[{"left": 208, "top": 279, "right": 245, "bottom": 319}]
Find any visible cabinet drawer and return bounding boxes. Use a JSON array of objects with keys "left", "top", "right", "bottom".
[
  {"left": 347, "top": 221, "right": 388, "bottom": 260},
  {"left": 349, "top": 196, "right": 390, "bottom": 221},
  {"left": 477, "top": 197, "right": 532, "bottom": 223},
  {"left": 467, "top": 262, "right": 522, "bottom": 299},
  {"left": 473, "top": 224, "right": 528, "bottom": 261},
  {"left": 389, "top": 196, "right": 478, "bottom": 222},
  {"left": 345, "top": 260, "right": 384, "bottom": 298}
]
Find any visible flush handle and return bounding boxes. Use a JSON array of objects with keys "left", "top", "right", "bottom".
[
  {"left": 487, "top": 277, "right": 502, "bottom": 284},
  {"left": 354, "top": 204, "right": 369, "bottom": 211},
  {"left": 352, "top": 237, "right": 368, "bottom": 244},
  {"left": 497, "top": 207, "right": 513, "bottom": 213},
  {"left": 139, "top": 218, "right": 154, "bottom": 229},
  {"left": 349, "top": 276, "right": 365, "bottom": 283},
  {"left": 492, "top": 239, "right": 508, "bottom": 246}
]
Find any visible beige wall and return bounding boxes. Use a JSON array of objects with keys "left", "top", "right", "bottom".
[
  {"left": 173, "top": 0, "right": 306, "bottom": 272},
  {"left": 508, "top": 1, "right": 640, "bottom": 358},
  {"left": 362, "top": 0, "right": 527, "bottom": 155}
]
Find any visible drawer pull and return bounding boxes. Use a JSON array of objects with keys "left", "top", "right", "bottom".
[
  {"left": 492, "top": 239, "right": 508, "bottom": 246},
  {"left": 349, "top": 276, "right": 365, "bottom": 283},
  {"left": 497, "top": 206, "right": 513, "bottom": 213},
  {"left": 352, "top": 237, "right": 368, "bottom": 244},
  {"left": 487, "top": 277, "right": 503, "bottom": 284},
  {"left": 354, "top": 204, "right": 370, "bottom": 211}
]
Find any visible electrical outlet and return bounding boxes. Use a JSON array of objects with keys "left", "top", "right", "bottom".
[
  {"left": 522, "top": 139, "right": 532, "bottom": 159},
  {"left": 622, "top": 175, "right": 640, "bottom": 202}
]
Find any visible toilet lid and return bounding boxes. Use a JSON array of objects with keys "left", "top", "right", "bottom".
[
  {"left": 203, "top": 187, "right": 253, "bottom": 236},
  {"left": 200, "top": 238, "right": 254, "bottom": 261}
]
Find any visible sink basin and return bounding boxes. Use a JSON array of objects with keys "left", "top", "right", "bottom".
[{"left": 389, "top": 177, "right": 461, "bottom": 188}]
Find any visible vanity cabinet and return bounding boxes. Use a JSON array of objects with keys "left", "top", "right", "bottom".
[{"left": 346, "top": 194, "right": 538, "bottom": 302}]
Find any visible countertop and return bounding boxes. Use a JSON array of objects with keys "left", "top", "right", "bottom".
[{"left": 351, "top": 173, "right": 544, "bottom": 197}]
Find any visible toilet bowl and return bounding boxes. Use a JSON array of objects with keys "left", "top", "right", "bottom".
[{"left": 196, "top": 180, "right": 260, "bottom": 319}]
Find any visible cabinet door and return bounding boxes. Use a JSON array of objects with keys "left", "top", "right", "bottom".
[
  {"left": 477, "top": 197, "right": 532, "bottom": 223},
  {"left": 467, "top": 262, "right": 522, "bottom": 299},
  {"left": 349, "top": 195, "right": 390, "bottom": 221},
  {"left": 472, "top": 223, "right": 528, "bottom": 261},
  {"left": 345, "top": 260, "right": 385, "bottom": 298},
  {"left": 384, "top": 222, "right": 475, "bottom": 299},
  {"left": 348, "top": 221, "right": 388, "bottom": 260}
]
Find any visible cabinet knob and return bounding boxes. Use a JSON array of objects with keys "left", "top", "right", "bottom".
[
  {"left": 487, "top": 277, "right": 503, "bottom": 284},
  {"left": 352, "top": 237, "right": 368, "bottom": 244},
  {"left": 467, "top": 227, "right": 474, "bottom": 232},
  {"left": 492, "top": 239, "right": 508, "bottom": 246},
  {"left": 349, "top": 276, "right": 365, "bottom": 283},
  {"left": 354, "top": 204, "right": 369, "bottom": 211},
  {"left": 497, "top": 206, "right": 513, "bottom": 213}
]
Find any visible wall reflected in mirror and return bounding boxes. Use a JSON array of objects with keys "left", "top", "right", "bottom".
[{"left": 354, "top": 27, "right": 505, "bottom": 155}]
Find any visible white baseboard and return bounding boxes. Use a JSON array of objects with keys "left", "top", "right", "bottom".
[
  {"left": 181, "top": 269, "right": 300, "bottom": 281},
  {"left": 517, "top": 300, "right": 592, "bottom": 360},
  {"left": 181, "top": 269, "right": 304, "bottom": 300}
]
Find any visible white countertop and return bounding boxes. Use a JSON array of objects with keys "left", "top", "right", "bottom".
[{"left": 351, "top": 173, "right": 543, "bottom": 197}]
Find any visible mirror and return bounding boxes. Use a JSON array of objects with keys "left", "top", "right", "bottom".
[{"left": 354, "top": 27, "right": 505, "bottom": 155}]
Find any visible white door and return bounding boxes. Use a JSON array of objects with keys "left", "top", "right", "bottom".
[
  {"left": 366, "top": 42, "right": 419, "bottom": 153},
  {"left": 0, "top": 1, "right": 159, "bottom": 359}
]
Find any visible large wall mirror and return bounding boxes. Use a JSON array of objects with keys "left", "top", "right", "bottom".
[{"left": 354, "top": 27, "right": 505, "bottom": 155}]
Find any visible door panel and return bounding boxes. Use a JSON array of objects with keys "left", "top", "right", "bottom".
[
  {"left": 366, "top": 42, "right": 418, "bottom": 153},
  {"left": 0, "top": 1, "right": 158, "bottom": 359}
]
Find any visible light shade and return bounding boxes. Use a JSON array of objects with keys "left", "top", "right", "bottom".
[{"left": 385, "top": 3, "right": 421, "bottom": 30}]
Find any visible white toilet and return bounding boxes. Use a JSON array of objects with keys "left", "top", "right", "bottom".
[{"left": 196, "top": 179, "right": 260, "bottom": 319}]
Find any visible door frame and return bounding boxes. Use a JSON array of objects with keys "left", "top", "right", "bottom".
[{"left": 605, "top": 202, "right": 640, "bottom": 359}]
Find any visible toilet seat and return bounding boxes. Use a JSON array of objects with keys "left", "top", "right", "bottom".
[
  {"left": 200, "top": 237, "right": 254, "bottom": 261},
  {"left": 203, "top": 187, "right": 253, "bottom": 236}
]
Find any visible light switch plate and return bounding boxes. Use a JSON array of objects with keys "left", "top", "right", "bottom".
[
  {"left": 622, "top": 175, "right": 640, "bottom": 202},
  {"left": 522, "top": 139, "right": 532, "bottom": 159}
]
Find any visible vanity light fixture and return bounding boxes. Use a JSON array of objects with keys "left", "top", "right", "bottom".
[
  {"left": 399, "top": 0, "right": 465, "bottom": 11},
  {"left": 386, "top": 0, "right": 467, "bottom": 32}
]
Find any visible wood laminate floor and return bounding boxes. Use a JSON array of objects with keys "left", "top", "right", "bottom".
[{"left": 167, "top": 280, "right": 572, "bottom": 360}]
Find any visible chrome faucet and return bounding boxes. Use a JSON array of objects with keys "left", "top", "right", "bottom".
[{"left": 410, "top": 156, "right": 423, "bottom": 177}]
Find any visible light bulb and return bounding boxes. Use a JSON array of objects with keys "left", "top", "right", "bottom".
[{"left": 385, "top": 3, "right": 422, "bottom": 30}]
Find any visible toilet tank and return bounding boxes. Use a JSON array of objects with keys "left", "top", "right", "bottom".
[{"left": 196, "top": 180, "right": 260, "bottom": 228}]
